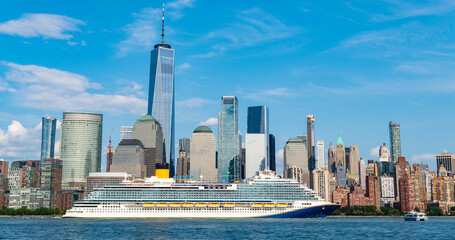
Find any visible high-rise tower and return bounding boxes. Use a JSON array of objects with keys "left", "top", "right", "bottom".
[
  {"left": 335, "top": 132, "right": 346, "bottom": 167},
  {"left": 41, "top": 116, "right": 57, "bottom": 160},
  {"left": 389, "top": 121, "right": 401, "bottom": 163},
  {"left": 218, "top": 96, "right": 241, "bottom": 182},
  {"left": 245, "top": 106, "right": 269, "bottom": 178},
  {"left": 148, "top": 5, "right": 175, "bottom": 177},
  {"left": 306, "top": 115, "right": 315, "bottom": 171}
]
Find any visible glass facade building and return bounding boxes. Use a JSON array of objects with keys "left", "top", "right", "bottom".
[
  {"left": 120, "top": 126, "right": 133, "bottom": 140},
  {"left": 245, "top": 106, "right": 269, "bottom": 178},
  {"left": 389, "top": 121, "right": 401, "bottom": 163},
  {"left": 218, "top": 96, "right": 241, "bottom": 182},
  {"left": 247, "top": 106, "right": 268, "bottom": 134},
  {"left": 40, "top": 116, "right": 56, "bottom": 160},
  {"left": 60, "top": 112, "right": 103, "bottom": 184},
  {"left": 148, "top": 44, "right": 175, "bottom": 177}
]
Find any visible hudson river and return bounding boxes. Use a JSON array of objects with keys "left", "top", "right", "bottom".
[{"left": 1, "top": 217, "right": 452, "bottom": 239}]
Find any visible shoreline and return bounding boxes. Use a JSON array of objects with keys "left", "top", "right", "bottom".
[{"left": 0, "top": 215, "right": 63, "bottom": 218}]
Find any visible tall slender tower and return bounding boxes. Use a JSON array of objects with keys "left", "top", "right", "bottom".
[
  {"left": 245, "top": 105, "right": 269, "bottom": 178},
  {"left": 218, "top": 96, "right": 240, "bottom": 182},
  {"left": 306, "top": 115, "right": 315, "bottom": 171},
  {"left": 389, "top": 121, "right": 401, "bottom": 163},
  {"left": 328, "top": 141, "right": 336, "bottom": 174},
  {"left": 41, "top": 116, "right": 57, "bottom": 160},
  {"left": 148, "top": 5, "right": 175, "bottom": 177},
  {"left": 335, "top": 132, "right": 345, "bottom": 167}
]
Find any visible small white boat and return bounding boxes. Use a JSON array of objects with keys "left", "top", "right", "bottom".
[{"left": 404, "top": 211, "right": 428, "bottom": 221}]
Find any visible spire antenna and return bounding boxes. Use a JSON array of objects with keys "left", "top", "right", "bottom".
[{"left": 161, "top": 3, "right": 165, "bottom": 44}]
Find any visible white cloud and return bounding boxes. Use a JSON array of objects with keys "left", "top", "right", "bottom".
[
  {"left": 370, "top": 146, "right": 380, "bottom": 157},
  {"left": 2, "top": 62, "right": 147, "bottom": 115},
  {"left": 176, "top": 98, "right": 214, "bottom": 108},
  {"left": 199, "top": 117, "right": 218, "bottom": 126},
  {"left": 372, "top": 0, "right": 455, "bottom": 22},
  {"left": 238, "top": 87, "right": 295, "bottom": 102},
  {"left": 0, "top": 13, "right": 85, "bottom": 40},
  {"left": 198, "top": 8, "right": 301, "bottom": 57},
  {"left": 166, "top": 0, "right": 195, "bottom": 20},
  {"left": 176, "top": 63, "right": 191, "bottom": 73},
  {"left": 0, "top": 120, "right": 41, "bottom": 158},
  {"left": 410, "top": 153, "right": 436, "bottom": 164}
]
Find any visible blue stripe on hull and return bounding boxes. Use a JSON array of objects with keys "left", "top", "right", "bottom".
[{"left": 261, "top": 205, "right": 340, "bottom": 218}]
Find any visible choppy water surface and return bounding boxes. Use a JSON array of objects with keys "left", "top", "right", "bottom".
[{"left": 0, "top": 217, "right": 452, "bottom": 239}]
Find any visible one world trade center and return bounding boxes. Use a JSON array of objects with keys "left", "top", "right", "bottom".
[{"left": 148, "top": 5, "right": 175, "bottom": 177}]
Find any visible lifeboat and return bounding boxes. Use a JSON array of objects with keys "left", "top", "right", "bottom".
[
  {"left": 264, "top": 203, "right": 275, "bottom": 208},
  {"left": 182, "top": 203, "right": 194, "bottom": 208},
  {"left": 143, "top": 203, "right": 155, "bottom": 207},
  {"left": 208, "top": 203, "right": 220, "bottom": 208},
  {"left": 156, "top": 203, "right": 168, "bottom": 207},
  {"left": 276, "top": 203, "right": 288, "bottom": 208},
  {"left": 195, "top": 203, "right": 207, "bottom": 208},
  {"left": 169, "top": 203, "right": 181, "bottom": 208},
  {"left": 223, "top": 203, "right": 235, "bottom": 208},
  {"left": 251, "top": 203, "right": 263, "bottom": 208}
]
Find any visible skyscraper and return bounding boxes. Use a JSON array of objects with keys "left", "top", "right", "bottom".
[
  {"left": 328, "top": 142, "right": 336, "bottom": 174},
  {"left": 131, "top": 114, "right": 163, "bottom": 177},
  {"left": 147, "top": 6, "right": 175, "bottom": 177},
  {"left": 307, "top": 115, "right": 315, "bottom": 171},
  {"left": 218, "top": 96, "right": 241, "bottom": 182},
  {"left": 120, "top": 126, "right": 133, "bottom": 140},
  {"left": 110, "top": 139, "right": 146, "bottom": 178},
  {"left": 283, "top": 138, "right": 310, "bottom": 186},
  {"left": 436, "top": 151, "right": 455, "bottom": 173},
  {"left": 245, "top": 105, "right": 269, "bottom": 178},
  {"left": 40, "top": 116, "right": 56, "bottom": 160},
  {"left": 389, "top": 121, "right": 401, "bottom": 163},
  {"left": 335, "top": 133, "right": 346, "bottom": 167},
  {"left": 269, "top": 134, "right": 276, "bottom": 172},
  {"left": 106, "top": 144, "right": 114, "bottom": 172},
  {"left": 190, "top": 126, "right": 217, "bottom": 182},
  {"left": 359, "top": 158, "right": 366, "bottom": 189},
  {"left": 348, "top": 145, "right": 359, "bottom": 183},
  {"left": 317, "top": 141, "right": 325, "bottom": 169},
  {"left": 176, "top": 138, "right": 190, "bottom": 179},
  {"left": 60, "top": 112, "right": 102, "bottom": 185},
  {"left": 379, "top": 143, "right": 389, "bottom": 162}
]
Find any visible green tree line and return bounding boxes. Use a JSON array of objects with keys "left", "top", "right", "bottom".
[{"left": 0, "top": 206, "right": 63, "bottom": 215}]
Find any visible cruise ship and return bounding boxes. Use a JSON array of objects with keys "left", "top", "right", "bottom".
[{"left": 63, "top": 171, "right": 339, "bottom": 218}]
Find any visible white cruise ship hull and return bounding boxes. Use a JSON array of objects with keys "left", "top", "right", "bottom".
[{"left": 63, "top": 202, "right": 339, "bottom": 218}]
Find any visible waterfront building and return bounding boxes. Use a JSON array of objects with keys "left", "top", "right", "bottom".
[
  {"left": 247, "top": 106, "right": 269, "bottom": 135},
  {"left": 328, "top": 142, "right": 336, "bottom": 174},
  {"left": 312, "top": 168, "right": 330, "bottom": 200},
  {"left": 0, "top": 159, "right": 8, "bottom": 178},
  {"left": 40, "top": 116, "right": 57, "bottom": 160},
  {"left": 8, "top": 188, "right": 52, "bottom": 209},
  {"left": 359, "top": 159, "right": 366, "bottom": 189},
  {"left": 348, "top": 185, "right": 367, "bottom": 208},
  {"left": 120, "top": 126, "right": 133, "bottom": 140},
  {"left": 307, "top": 115, "right": 315, "bottom": 171},
  {"left": 269, "top": 134, "right": 276, "bottom": 172},
  {"left": 7, "top": 168, "right": 22, "bottom": 189},
  {"left": 10, "top": 160, "right": 40, "bottom": 168},
  {"left": 399, "top": 176, "right": 415, "bottom": 212},
  {"left": 394, "top": 157, "right": 411, "bottom": 201},
  {"left": 336, "top": 166, "right": 346, "bottom": 188},
  {"left": 379, "top": 143, "right": 389, "bottom": 162},
  {"left": 316, "top": 141, "right": 325, "bottom": 169},
  {"left": 380, "top": 176, "right": 395, "bottom": 205},
  {"left": 40, "top": 158, "right": 62, "bottom": 191},
  {"left": 366, "top": 175, "right": 381, "bottom": 210},
  {"left": 147, "top": 13, "right": 175, "bottom": 177},
  {"left": 86, "top": 172, "right": 131, "bottom": 193},
  {"left": 335, "top": 133, "right": 345, "bottom": 167},
  {"left": 436, "top": 151, "right": 455, "bottom": 173},
  {"left": 131, "top": 114, "right": 163, "bottom": 177},
  {"left": 332, "top": 186, "right": 349, "bottom": 208},
  {"left": 348, "top": 145, "right": 360, "bottom": 183},
  {"left": 421, "top": 171, "right": 434, "bottom": 201},
  {"left": 190, "top": 126, "right": 217, "bottom": 182},
  {"left": 60, "top": 112, "right": 103, "bottom": 185},
  {"left": 218, "top": 96, "right": 241, "bottom": 182},
  {"left": 411, "top": 163, "right": 424, "bottom": 203},
  {"left": 110, "top": 139, "right": 146, "bottom": 178},
  {"left": 389, "top": 121, "right": 401, "bottom": 163},
  {"left": 9, "top": 161, "right": 40, "bottom": 188}
]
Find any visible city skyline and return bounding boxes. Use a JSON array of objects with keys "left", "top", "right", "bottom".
[{"left": 0, "top": 0, "right": 454, "bottom": 175}]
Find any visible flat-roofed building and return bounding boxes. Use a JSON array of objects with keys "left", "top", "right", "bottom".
[{"left": 86, "top": 172, "right": 131, "bottom": 193}]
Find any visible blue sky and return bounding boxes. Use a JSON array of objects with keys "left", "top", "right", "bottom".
[{"left": 0, "top": 0, "right": 454, "bottom": 173}]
